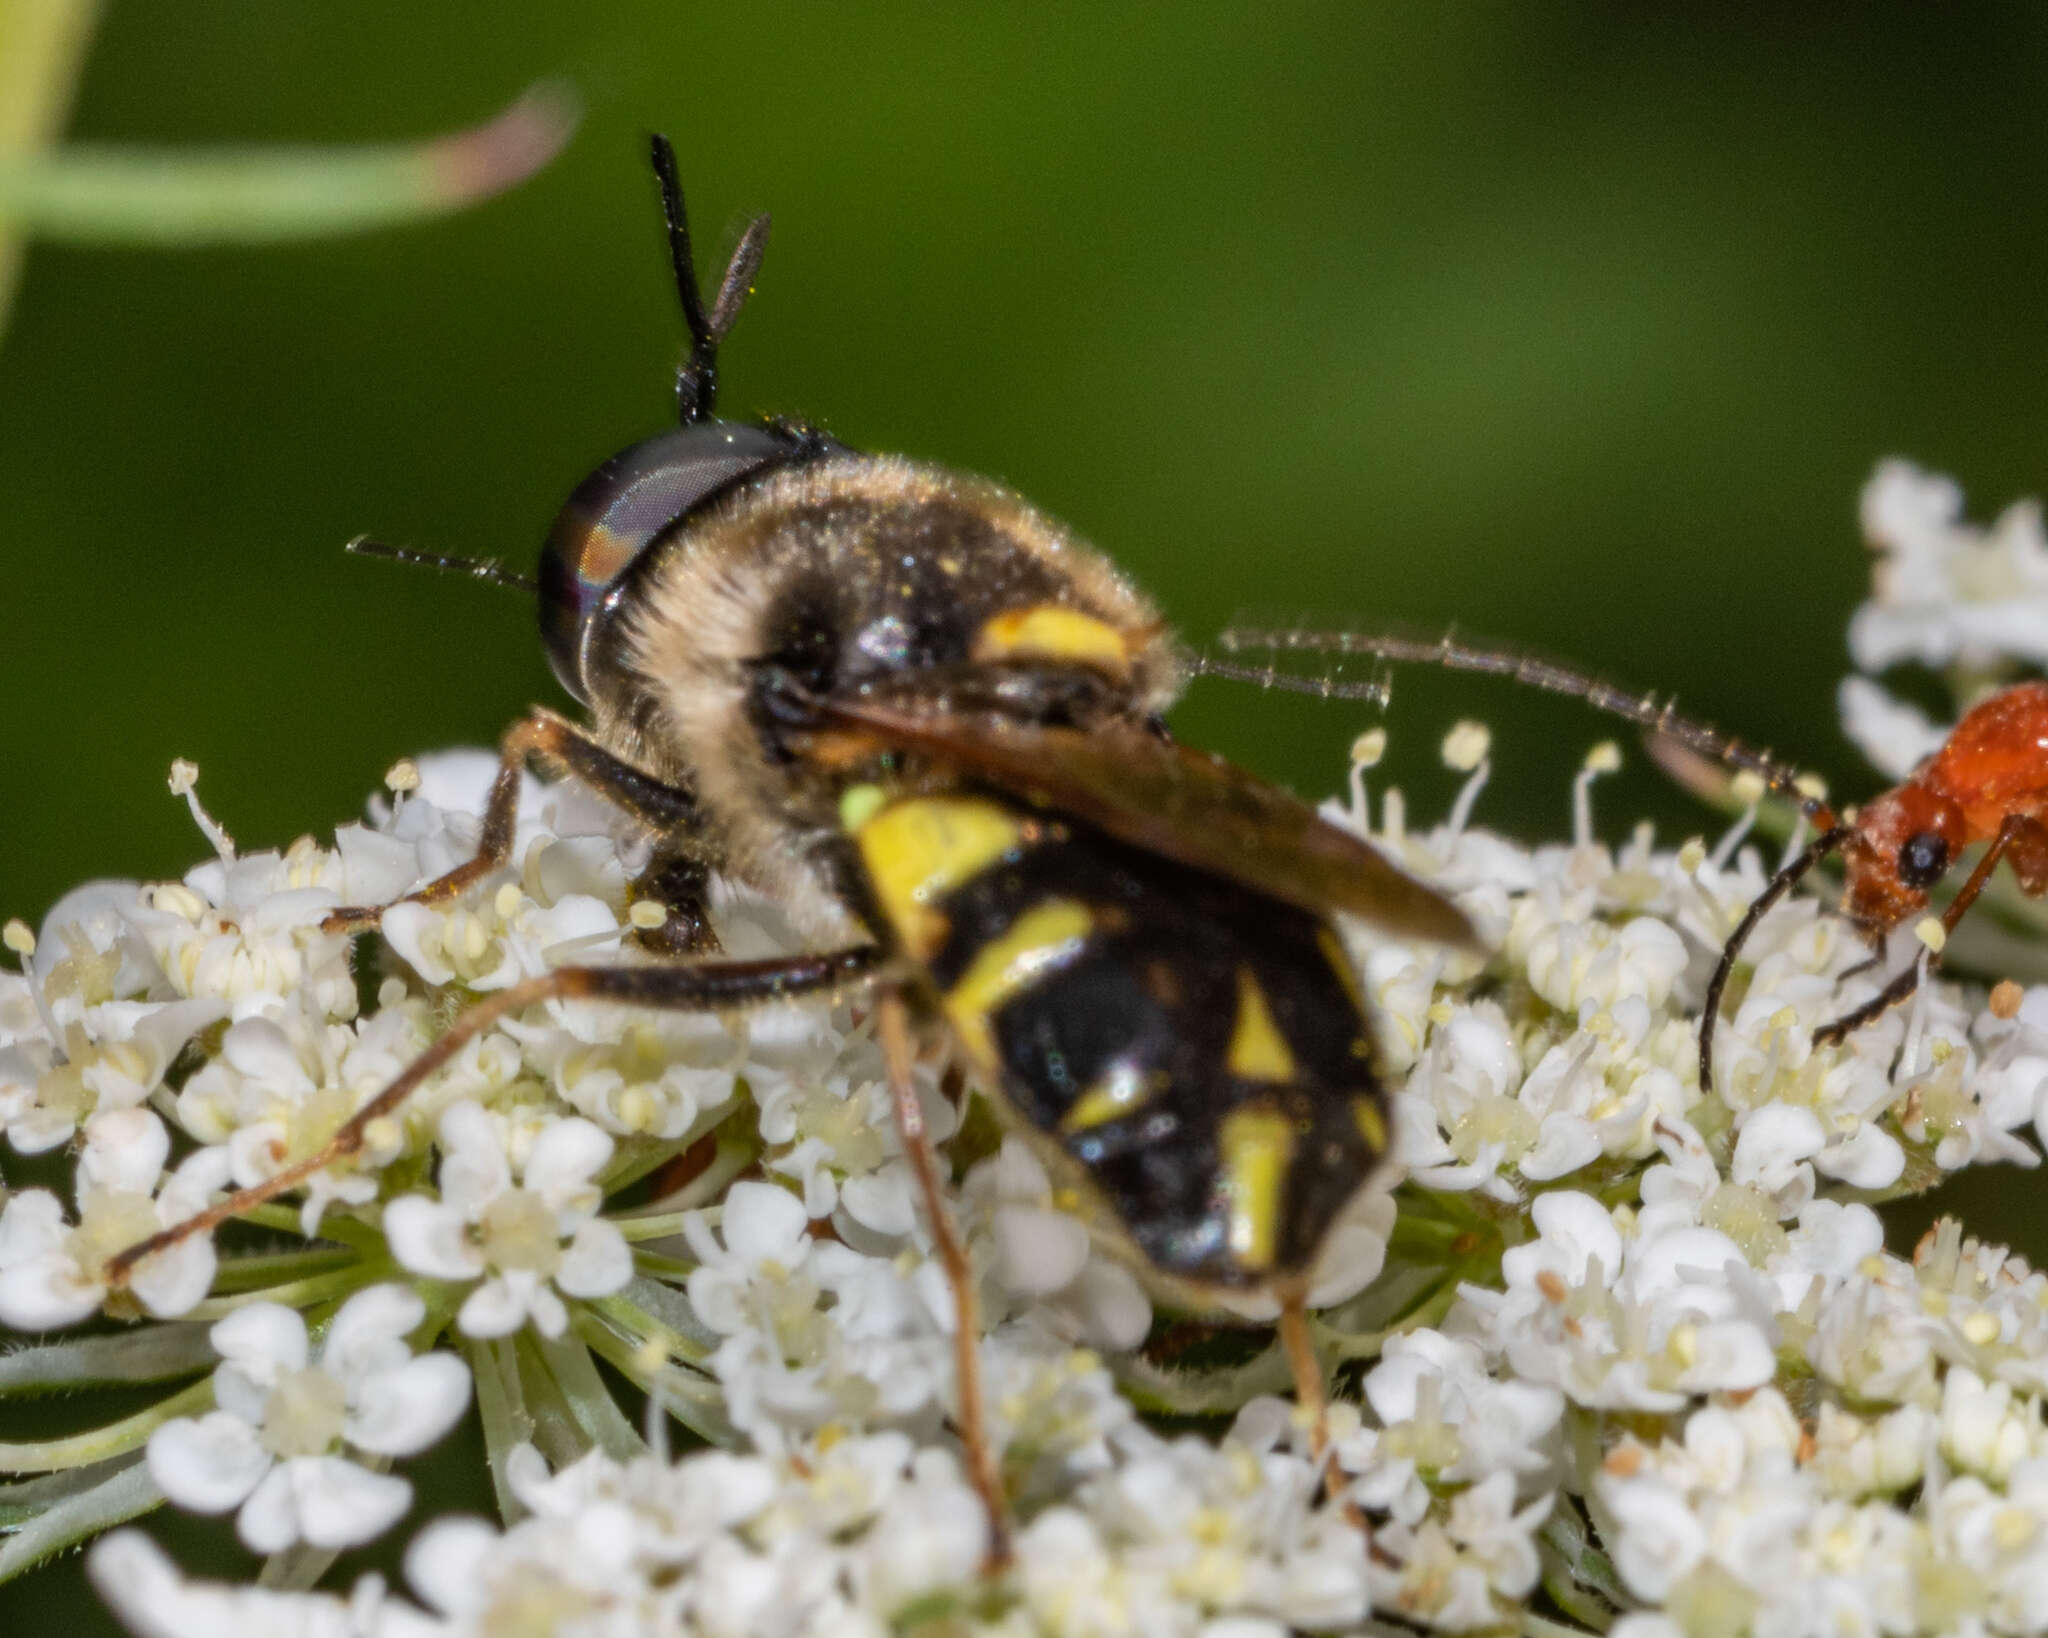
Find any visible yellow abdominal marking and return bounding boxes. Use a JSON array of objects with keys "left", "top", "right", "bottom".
[
  {"left": 1060, "top": 1061, "right": 1160, "bottom": 1133},
  {"left": 1352, "top": 1096, "right": 1388, "bottom": 1156},
  {"left": 1219, "top": 1106, "right": 1296, "bottom": 1271},
  {"left": 852, "top": 794, "right": 1026, "bottom": 959},
  {"left": 972, "top": 604, "right": 1131, "bottom": 676},
  {"left": 941, "top": 899, "right": 1094, "bottom": 1068},
  {"left": 1226, "top": 968, "right": 1296, "bottom": 1082}
]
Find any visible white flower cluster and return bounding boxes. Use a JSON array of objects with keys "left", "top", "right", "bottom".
[{"left": 7, "top": 463, "right": 2048, "bottom": 1635}]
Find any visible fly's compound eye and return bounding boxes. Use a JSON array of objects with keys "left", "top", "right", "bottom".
[
  {"left": 539, "top": 423, "right": 832, "bottom": 703},
  {"left": 1896, "top": 830, "right": 1950, "bottom": 892}
]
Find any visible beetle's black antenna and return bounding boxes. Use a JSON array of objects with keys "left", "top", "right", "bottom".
[
  {"left": 650, "top": 133, "right": 771, "bottom": 426},
  {"left": 1214, "top": 623, "right": 1827, "bottom": 811},
  {"left": 346, "top": 536, "right": 538, "bottom": 596}
]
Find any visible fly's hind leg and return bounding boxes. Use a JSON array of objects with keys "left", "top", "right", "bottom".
[
  {"left": 104, "top": 946, "right": 881, "bottom": 1286},
  {"left": 630, "top": 846, "right": 721, "bottom": 956},
  {"left": 876, "top": 990, "right": 1012, "bottom": 1572},
  {"left": 324, "top": 708, "right": 705, "bottom": 935}
]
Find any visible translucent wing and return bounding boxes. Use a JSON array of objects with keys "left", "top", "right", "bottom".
[{"left": 808, "top": 697, "right": 1477, "bottom": 949}]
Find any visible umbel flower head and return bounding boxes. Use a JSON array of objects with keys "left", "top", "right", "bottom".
[{"left": 3, "top": 461, "right": 2048, "bottom": 1634}]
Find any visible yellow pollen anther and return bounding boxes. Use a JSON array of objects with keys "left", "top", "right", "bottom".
[
  {"left": 167, "top": 758, "right": 200, "bottom": 796},
  {"left": 362, "top": 1116, "right": 401, "bottom": 1153},
  {"left": 1583, "top": 741, "right": 1622, "bottom": 775},
  {"left": 1730, "top": 770, "right": 1767, "bottom": 806},
  {"left": 1676, "top": 837, "right": 1706, "bottom": 873},
  {"left": 1915, "top": 918, "right": 1947, "bottom": 955},
  {"left": 494, "top": 883, "right": 523, "bottom": 920},
  {"left": 1441, "top": 720, "right": 1490, "bottom": 772},
  {"left": 1793, "top": 772, "right": 1829, "bottom": 803},
  {"left": 2, "top": 919, "right": 33, "bottom": 958},
  {"left": 629, "top": 900, "right": 668, "bottom": 930},
  {"left": 1990, "top": 979, "right": 2024, "bottom": 1020},
  {"left": 1350, "top": 728, "right": 1387, "bottom": 769},
  {"left": 1963, "top": 1310, "right": 2001, "bottom": 1346},
  {"left": 384, "top": 757, "right": 421, "bottom": 794}
]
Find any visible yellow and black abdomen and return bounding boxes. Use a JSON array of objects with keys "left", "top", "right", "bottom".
[{"left": 845, "top": 788, "right": 1389, "bottom": 1295}]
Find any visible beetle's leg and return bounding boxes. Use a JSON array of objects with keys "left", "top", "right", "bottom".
[
  {"left": 2000, "top": 814, "right": 2048, "bottom": 897},
  {"left": 324, "top": 708, "right": 703, "bottom": 934},
  {"left": 105, "top": 946, "right": 881, "bottom": 1285},
  {"left": 876, "top": 990, "right": 1012, "bottom": 1573},
  {"left": 1815, "top": 813, "right": 2030, "bottom": 1048}
]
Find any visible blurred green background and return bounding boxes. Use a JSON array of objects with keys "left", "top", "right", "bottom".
[{"left": 8, "top": 2, "right": 2048, "bottom": 1624}]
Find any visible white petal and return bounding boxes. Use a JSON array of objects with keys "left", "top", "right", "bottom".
[
  {"left": 218, "top": 1016, "right": 315, "bottom": 1092},
  {"left": 348, "top": 1352, "right": 472, "bottom": 1456},
  {"left": 79, "top": 1108, "right": 171, "bottom": 1195},
  {"left": 0, "top": 1189, "right": 71, "bottom": 1260},
  {"left": 554, "top": 1219, "right": 632, "bottom": 1298},
  {"left": 720, "top": 1180, "right": 812, "bottom": 1265},
  {"left": 991, "top": 1204, "right": 1089, "bottom": 1297},
  {"left": 457, "top": 1274, "right": 531, "bottom": 1339},
  {"left": 235, "top": 1462, "right": 302, "bottom": 1554},
  {"left": 287, "top": 1454, "right": 413, "bottom": 1548},
  {"left": 1814, "top": 1123, "right": 1906, "bottom": 1190},
  {"left": 528, "top": 1284, "right": 568, "bottom": 1339},
  {"left": 209, "top": 1301, "right": 308, "bottom": 1380},
  {"left": 384, "top": 1195, "right": 484, "bottom": 1282},
  {"left": 130, "top": 1235, "right": 218, "bottom": 1320},
  {"left": 404, "top": 1516, "right": 500, "bottom": 1617},
  {"left": 322, "top": 1282, "right": 427, "bottom": 1384},
  {"left": 381, "top": 902, "right": 456, "bottom": 986},
  {"left": 1069, "top": 1261, "right": 1152, "bottom": 1351},
  {"left": 435, "top": 1100, "right": 511, "bottom": 1214},
  {"left": 522, "top": 1114, "right": 613, "bottom": 1210},
  {"left": 148, "top": 1412, "right": 272, "bottom": 1514},
  {"left": 0, "top": 1254, "right": 104, "bottom": 1330}
]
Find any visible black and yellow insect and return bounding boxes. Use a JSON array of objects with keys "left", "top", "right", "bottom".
[{"left": 111, "top": 137, "right": 1475, "bottom": 1560}]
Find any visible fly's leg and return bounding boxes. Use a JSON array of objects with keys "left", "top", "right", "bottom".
[
  {"left": 105, "top": 946, "right": 881, "bottom": 1285},
  {"left": 876, "top": 990, "right": 1012, "bottom": 1572},
  {"left": 323, "top": 708, "right": 704, "bottom": 935}
]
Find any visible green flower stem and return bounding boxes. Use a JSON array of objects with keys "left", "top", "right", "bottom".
[
  {"left": 573, "top": 1311, "right": 735, "bottom": 1448},
  {"left": 1523, "top": 1611, "right": 1606, "bottom": 1638},
  {"left": 184, "top": 1260, "right": 394, "bottom": 1321},
  {"left": 237, "top": 1201, "right": 384, "bottom": 1253},
  {"left": 207, "top": 1245, "right": 358, "bottom": 1294},
  {"left": 512, "top": 1330, "right": 597, "bottom": 1473},
  {"left": 0, "top": 1375, "right": 211, "bottom": 1474},
  {"left": 534, "top": 1325, "right": 644, "bottom": 1461},
  {"left": 0, "top": 1322, "right": 214, "bottom": 1394},
  {"left": 1323, "top": 1275, "right": 1463, "bottom": 1365},
  {"left": 614, "top": 1211, "right": 695, "bottom": 1244},
  {"left": 630, "top": 1250, "right": 696, "bottom": 1283},
  {"left": 633, "top": 1125, "right": 762, "bottom": 1215},
  {"left": 468, "top": 1336, "right": 535, "bottom": 1525},
  {"left": 585, "top": 1290, "right": 710, "bottom": 1366},
  {"left": 0, "top": 84, "right": 576, "bottom": 245},
  {"left": 0, "top": 0, "right": 100, "bottom": 344},
  {"left": 0, "top": 1457, "right": 159, "bottom": 1587}
]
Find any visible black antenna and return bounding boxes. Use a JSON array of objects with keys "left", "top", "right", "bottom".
[
  {"left": 345, "top": 536, "right": 537, "bottom": 596},
  {"left": 649, "top": 133, "right": 771, "bottom": 426},
  {"left": 1211, "top": 622, "right": 1859, "bottom": 1098}
]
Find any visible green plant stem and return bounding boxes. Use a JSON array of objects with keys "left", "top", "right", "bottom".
[
  {"left": 0, "top": 1375, "right": 211, "bottom": 1473},
  {"left": 0, "top": 0, "right": 100, "bottom": 345}
]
